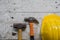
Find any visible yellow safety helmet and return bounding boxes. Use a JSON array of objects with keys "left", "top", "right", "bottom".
[{"left": 41, "top": 14, "right": 60, "bottom": 40}]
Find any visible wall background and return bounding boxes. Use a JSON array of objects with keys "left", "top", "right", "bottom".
[{"left": 0, "top": 0, "right": 60, "bottom": 40}]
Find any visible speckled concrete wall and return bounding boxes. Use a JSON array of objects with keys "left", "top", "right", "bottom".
[{"left": 0, "top": 0, "right": 60, "bottom": 40}]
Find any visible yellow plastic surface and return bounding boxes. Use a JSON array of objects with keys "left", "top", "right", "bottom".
[{"left": 41, "top": 14, "right": 60, "bottom": 40}]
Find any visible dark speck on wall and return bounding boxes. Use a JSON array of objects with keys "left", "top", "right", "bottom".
[{"left": 11, "top": 17, "right": 14, "bottom": 19}]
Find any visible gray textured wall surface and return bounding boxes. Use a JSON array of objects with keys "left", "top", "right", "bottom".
[{"left": 0, "top": 0, "right": 60, "bottom": 40}]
